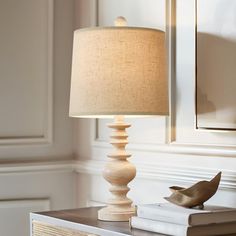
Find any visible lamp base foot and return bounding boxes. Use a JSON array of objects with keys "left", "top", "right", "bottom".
[{"left": 98, "top": 206, "right": 136, "bottom": 222}]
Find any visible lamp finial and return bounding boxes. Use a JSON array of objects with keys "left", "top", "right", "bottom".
[{"left": 114, "top": 16, "right": 127, "bottom": 26}]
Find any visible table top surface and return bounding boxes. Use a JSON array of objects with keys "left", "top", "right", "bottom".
[{"left": 33, "top": 207, "right": 163, "bottom": 236}]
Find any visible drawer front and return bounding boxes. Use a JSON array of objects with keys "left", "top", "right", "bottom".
[{"left": 32, "top": 221, "right": 99, "bottom": 236}]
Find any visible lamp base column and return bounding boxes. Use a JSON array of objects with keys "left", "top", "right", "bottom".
[
  {"left": 98, "top": 205, "right": 136, "bottom": 222},
  {"left": 98, "top": 115, "right": 136, "bottom": 221}
]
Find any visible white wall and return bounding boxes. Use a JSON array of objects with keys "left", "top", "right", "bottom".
[
  {"left": 2, "top": 0, "right": 235, "bottom": 234},
  {"left": 0, "top": 0, "right": 74, "bottom": 161},
  {"left": 0, "top": 0, "right": 76, "bottom": 235},
  {"left": 74, "top": 0, "right": 236, "bottom": 209}
]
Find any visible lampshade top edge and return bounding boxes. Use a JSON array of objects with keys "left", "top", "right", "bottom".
[{"left": 74, "top": 26, "right": 165, "bottom": 34}]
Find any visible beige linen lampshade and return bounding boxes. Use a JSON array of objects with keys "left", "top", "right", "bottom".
[
  {"left": 69, "top": 26, "right": 168, "bottom": 117},
  {"left": 69, "top": 18, "right": 168, "bottom": 222}
]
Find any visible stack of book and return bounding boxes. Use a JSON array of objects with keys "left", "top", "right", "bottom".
[{"left": 130, "top": 203, "right": 236, "bottom": 236}]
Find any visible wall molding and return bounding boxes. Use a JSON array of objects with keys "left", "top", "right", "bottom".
[
  {"left": 92, "top": 117, "right": 236, "bottom": 159},
  {"left": 3, "top": 157, "right": 233, "bottom": 190},
  {"left": 75, "top": 159, "right": 236, "bottom": 191},
  {"left": 0, "top": 198, "right": 50, "bottom": 210},
  {"left": 0, "top": 0, "right": 53, "bottom": 146},
  {"left": 90, "top": 0, "right": 236, "bottom": 158},
  {"left": 92, "top": 139, "right": 236, "bottom": 158},
  {"left": 0, "top": 160, "right": 75, "bottom": 174}
]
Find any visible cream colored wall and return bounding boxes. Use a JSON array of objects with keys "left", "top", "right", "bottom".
[
  {"left": 74, "top": 0, "right": 236, "bottom": 209},
  {"left": 0, "top": 0, "right": 74, "bottom": 161},
  {"left": 0, "top": 1, "right": 76, "bottom": 235}
]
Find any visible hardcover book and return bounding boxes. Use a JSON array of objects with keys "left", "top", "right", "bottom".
[
  {"left": 130, "top": 216, "right": 236, "bottom": 236},
  {"left": 137, "top": 203, "right": 236, "bottom": 226}
]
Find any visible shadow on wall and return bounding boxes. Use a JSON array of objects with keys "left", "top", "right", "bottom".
[{"left": 196, "top": 32, "right": 236, "bottom": 128}]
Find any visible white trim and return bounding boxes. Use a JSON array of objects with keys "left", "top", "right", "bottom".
[
  {"left": 0, "top": 160, "right": 75, "bottom": 174},
  {"left": 92, "top": 139, "right": 236, "bottom": 157},
  {"left": 76, "top": 159, "right": 103, "bottom": 175},
  {"left": 0, "top": 0, "right": 53, "bottom": 146},
  {"left": 0, "top": 198, "right": 50, "bottom": 210},
  {"left": 75, "top": 159, "right": 236, "bottom": 190}
]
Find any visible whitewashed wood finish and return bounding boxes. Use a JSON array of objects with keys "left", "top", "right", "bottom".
[
  {"left": 98, "top": 116, "right": 136, "bottom": 221},
  {"left": 0, "top": 0, "right": 53, "bottom": 145}
]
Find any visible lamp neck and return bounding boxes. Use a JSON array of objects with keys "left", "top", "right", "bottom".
[{"left": 114, "top": 115, "right": 124, "bottom": 123}]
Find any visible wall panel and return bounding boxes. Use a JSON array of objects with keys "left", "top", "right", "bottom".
[
  {"left": 0, "top": 199, "right": 50, "bottom": 236},
  {"left": 0, "top": 0, "right": 76, "bottom": 235},
  {"left": 0, "top": 0, "right": 74, "bottom": 160},
  {"left": 0, "top": 0, "right": 53, "bottom": 144},
  {"left": 174, "top": 0, "right": 236, "bottom": 150},
  {"left": 75, "top": 0, "right": 236, "bottom": 209}
]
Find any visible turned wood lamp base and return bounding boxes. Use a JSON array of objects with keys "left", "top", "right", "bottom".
[
  {"left": 98, "top": 115, "right": 136, "bottom": 221},
  {"left": 98, "top": 18, "right": 136, "bottom": 222},
  {"left": 98, "top": 206, "right": 136, "bottom": 222}
]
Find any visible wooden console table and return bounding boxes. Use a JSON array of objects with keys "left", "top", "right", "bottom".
[{"left": 30, "top": 207, "right": 163, "bottom": 236}]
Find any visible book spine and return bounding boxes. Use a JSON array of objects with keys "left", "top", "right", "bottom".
[
  {"left": 137, "top": 207, "right": 190, "bottom": 225},
  {"left": 130, "top": 216, "right": 188, "bottom": 236}
]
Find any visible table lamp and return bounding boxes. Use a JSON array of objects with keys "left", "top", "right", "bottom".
[{"left": 69, "top": 17, "right": 168, "bottom": 221}]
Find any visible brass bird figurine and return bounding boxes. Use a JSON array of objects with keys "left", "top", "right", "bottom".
[{"left": 164, "top": 172, "right": 222, "bottom": 209}]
